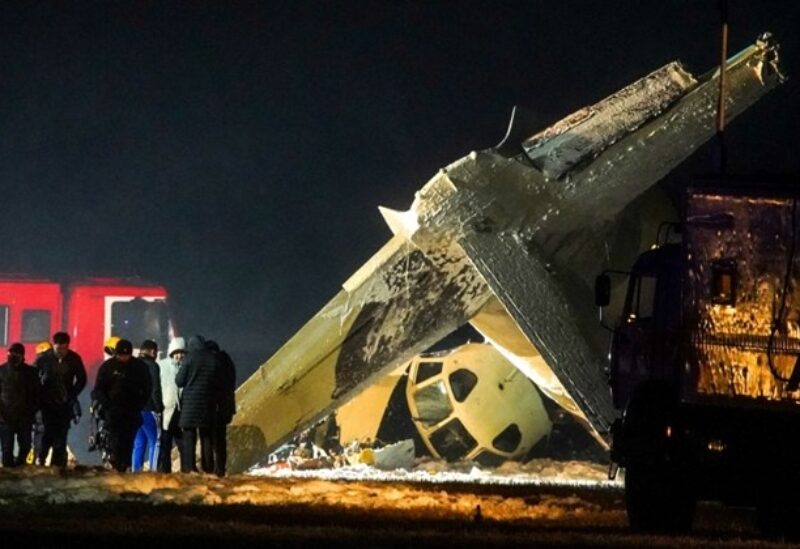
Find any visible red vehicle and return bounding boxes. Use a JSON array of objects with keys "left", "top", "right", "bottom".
[{"left": 0, "top": 275, "right": 172, "bottom": 379}]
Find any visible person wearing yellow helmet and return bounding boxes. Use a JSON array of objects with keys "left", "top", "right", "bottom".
[
  {"left": 87, "top": 335, "right": 122, "bottom": 466},
  {"left": 103, "top": 336, "right": 121, "bottom": 357}
]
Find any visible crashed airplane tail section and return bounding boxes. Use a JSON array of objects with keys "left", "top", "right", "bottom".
[
  {"left": 228, "top": 236, "right": 493, "bottom": 473},
  {"left": 227, "top": 35, "right": 784, "bottom": 474}
]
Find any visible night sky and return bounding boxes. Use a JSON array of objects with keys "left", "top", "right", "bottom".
[{"left": 2, "top": 1, "right": 799, "bottom": 380}]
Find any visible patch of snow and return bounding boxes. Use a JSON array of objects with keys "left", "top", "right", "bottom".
[{"left": 249, "top": 458, "right": 622, "bottom": 490}]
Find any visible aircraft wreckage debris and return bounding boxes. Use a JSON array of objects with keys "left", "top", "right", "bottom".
[{"left": 227, "top": 34, "right": 785, "bottom": 474}]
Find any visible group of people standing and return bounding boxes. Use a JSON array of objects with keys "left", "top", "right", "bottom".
[
  {"left": 0, "top": 332, "right": 236, "bottom": 476},
  {"left": 0, "top": 332, "right": 85, "bottom": 468}
]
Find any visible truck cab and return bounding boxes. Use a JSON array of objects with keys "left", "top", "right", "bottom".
[{"left": 608, "top": 243, "right": 683, "bottom": 411}]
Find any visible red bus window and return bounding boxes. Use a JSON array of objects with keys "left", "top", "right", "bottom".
[
  {"left": 21, "top": 310, "right": 51, "bottom": 343},
  {"left": 111, "top": 298, "right": 169, "bottom": 352},
  {"left": 0, "top": 306, "right": 7, "bottom": 346}
]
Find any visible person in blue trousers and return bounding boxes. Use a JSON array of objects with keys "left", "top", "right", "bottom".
[{"left": 131, "top": 340, "right": 163, "bottom": 471}]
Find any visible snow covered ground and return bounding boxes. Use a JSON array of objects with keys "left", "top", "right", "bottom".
[
  {"left": 0, "top": 459, "right": 783, "bottom": 546},
  {"left": 0, "top": 458, "right": 618, "bottom": 512}
]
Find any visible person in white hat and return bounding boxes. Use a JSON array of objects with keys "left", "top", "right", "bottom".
[{"left": 157, "top": 337, "right": 186, "bottom": 472}]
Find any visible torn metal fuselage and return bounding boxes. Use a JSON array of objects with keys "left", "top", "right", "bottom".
[{"left": 227, "top": 35, "right": 784, "bottom": 474}]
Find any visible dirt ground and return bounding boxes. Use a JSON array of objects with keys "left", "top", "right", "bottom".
[{"left": 0, "top": 465, "right": 791, "bottom": 547}]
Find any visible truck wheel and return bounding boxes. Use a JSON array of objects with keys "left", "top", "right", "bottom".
[
  {"left": 622, "top": 384, "right": 694, "bottom": 533},
  {"left": 756, "top": 494, "right": 800, "bottom": 539},
  {"left": 625, "top": 459, "right": 694, "bottom": 533}
]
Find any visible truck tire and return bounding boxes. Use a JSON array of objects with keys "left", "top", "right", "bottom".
[
  {"left": 625, "top": 459, "right": 694, "bottom": 533},
  {"left": 622, "top": 383, "right": 695, "bottom": 533},
  {"left": 756, "top": 492, "right": 800, "bottom": 539}
]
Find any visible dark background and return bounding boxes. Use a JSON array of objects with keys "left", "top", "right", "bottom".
[{"left": 2, "top": 1, "right": 798, "bottom": 381}]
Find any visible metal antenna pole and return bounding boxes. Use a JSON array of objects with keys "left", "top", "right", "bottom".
[{"left": 716, "top": 0, "right": 729, "bottom": 175}]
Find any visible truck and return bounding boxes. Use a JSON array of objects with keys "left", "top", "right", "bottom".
[
  {"left": 596, "top": 177, "right": 800, "bottom": 534},
  {"left": 0, "top": 275, "right": 172, "bottom": 378}
]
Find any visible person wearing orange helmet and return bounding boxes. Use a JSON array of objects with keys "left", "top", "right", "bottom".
[
  {"left": 31, "top": 341, "right": 53, "bottom": 465},
  {"left": 35, "top": 341, "right": 53, "bottom": 356}
]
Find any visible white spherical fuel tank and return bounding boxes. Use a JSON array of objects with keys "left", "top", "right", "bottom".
[{"left": 406, "top": 342, "right": 551, "bottom": 466}]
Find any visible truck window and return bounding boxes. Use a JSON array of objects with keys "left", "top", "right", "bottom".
[
  {"left": 111, "top": 298, "right": 169, "bottom": 351},
  {"left": 711, "top": 260, "right": 737, "bottom": 305},
  {"left": 21, "top": 310, "right": 51, "bottom": 343},
  {"left": 631, "top": 275, "right": 657, "bottom": 320},
  {"left": 0, "top": 306, "right": 8, "bottom": 346}
]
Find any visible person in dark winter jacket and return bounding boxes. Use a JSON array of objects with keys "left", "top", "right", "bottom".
[
  {"left": 0, "top": 343, "right": 40, "bottom": 467},
  {"left": 36, "top": 331, "right": 87, "bottom": 467},
  {"left": 206, "top": 340, "right": 236, "bottom": 477},
  {"left": 131, "top": 339, "right": 164, "bottom": 471},
  {"left": 175, "top": 335, "right": 220, "bottom": 473},
  {"left": 91, "top": 339, "right": 151, "bottom": 472}
]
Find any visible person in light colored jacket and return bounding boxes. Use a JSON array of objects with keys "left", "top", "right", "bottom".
[{"left": 156, "top": 337, "right": 185, "bottom": 472}]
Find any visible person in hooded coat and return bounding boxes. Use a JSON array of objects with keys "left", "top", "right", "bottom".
[
  {"left": 157, "top": 337, "right": 186, "bottom": 472},
  {"left": 0, "top": 343, "right": 40, "bottom": 467},
  {"left": 91, "top": 339, "right": 151, "bottom": 472},
  {"left": 206, "top": 340, "right": 236, "bottom": 477},
  {"left": 175, "top": 335, "right": 220, "bottom": 473}
]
